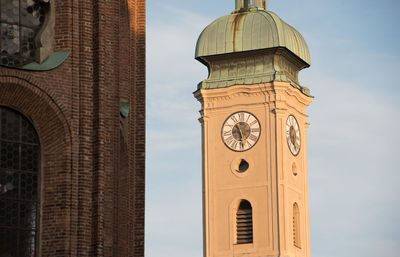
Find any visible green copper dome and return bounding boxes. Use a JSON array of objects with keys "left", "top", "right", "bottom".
[{"left": 195, "top": 8, "right": 310, "bottom": 65}]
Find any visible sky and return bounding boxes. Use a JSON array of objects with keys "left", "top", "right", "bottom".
[{"left": 146, "top": 0, "right": 400, "bottom": 256}]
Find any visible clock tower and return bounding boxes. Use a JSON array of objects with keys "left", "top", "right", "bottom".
[{"left": 194, "top": 1, "right": 313, "bottom": 257}]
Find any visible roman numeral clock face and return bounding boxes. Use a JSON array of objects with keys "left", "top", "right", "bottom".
[
  {"left": 286, "top": 115, "right": 301, "bottom": 156},
  {"left": 222, "top": 112, "right": 261, "bottom": 152}
]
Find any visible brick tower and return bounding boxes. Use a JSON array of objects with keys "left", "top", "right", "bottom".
[
  {"left": 195, "top": 1, "right": 313, "bottom": 257},
  {"left": 0, "top": 0, "right": 145, "bottom": 256}
]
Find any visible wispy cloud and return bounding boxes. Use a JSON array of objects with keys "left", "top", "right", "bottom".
[
  {"left": 307, "top": 70, "right": 400, "bottom": 256},
  {"left": 146, "top": 5, "right": 206, "bottom": 257}
]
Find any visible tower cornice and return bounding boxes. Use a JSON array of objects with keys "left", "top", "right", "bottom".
[{"left": 194, "top": 82, "right": 312, "bottom": 113}]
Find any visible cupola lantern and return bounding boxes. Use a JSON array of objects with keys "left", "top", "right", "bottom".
[{"left": 235, "top": 0, "right": 267, "bottom": 10}]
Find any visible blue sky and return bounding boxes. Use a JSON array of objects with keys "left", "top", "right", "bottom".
[{"left": 146, "top": 0, "right": 400, "bottom": 256}]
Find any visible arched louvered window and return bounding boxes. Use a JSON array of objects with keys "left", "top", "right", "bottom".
[
  {"left": 0, "top": 107, "right": 40, "bottom": 257},
  {"left": 236, "top": 200, "right": 253, "bottom": 244},
  {"left": 0, "top": 0, "right": 51, "bottom": 67},
  {"left": 293, "top": 203, "right": 301, "bottom": 248}
]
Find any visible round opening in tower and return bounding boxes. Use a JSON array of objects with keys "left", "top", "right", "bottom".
[{"left": 236, "top": 159, "right": 249, "bottom": 173}]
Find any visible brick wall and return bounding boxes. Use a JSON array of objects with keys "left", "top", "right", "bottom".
[{"left": 0, "top": 0, "right": 146, "bottom": 256}]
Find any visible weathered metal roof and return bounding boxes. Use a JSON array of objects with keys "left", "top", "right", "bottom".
[
  {"left": 195, "top": 8, "right": 310, "bottom": 65},
  {"left": 19, "top": 51, "right": 70, "bottom": 71}
]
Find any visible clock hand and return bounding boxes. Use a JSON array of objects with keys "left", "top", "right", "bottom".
[{"left": 237, "top": 123, "right": 247, "bottom": 145}]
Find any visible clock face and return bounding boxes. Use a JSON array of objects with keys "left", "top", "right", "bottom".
[
  {"left": 222, "top": 111, "right": 261, "bottom": 152},
  {"left": 286, "top": 115, "right": 301, "bottom": 156}
]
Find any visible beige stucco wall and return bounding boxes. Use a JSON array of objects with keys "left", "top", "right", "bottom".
[{"left": 195, "top": 81, "right": 312, "bottom": 257}]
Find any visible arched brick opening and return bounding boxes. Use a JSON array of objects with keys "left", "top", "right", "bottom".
[{"left": 0, "top": 76, "right": 72, "bottom": 256}]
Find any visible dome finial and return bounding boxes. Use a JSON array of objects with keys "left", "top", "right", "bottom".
[
  {"left": 235, "top": 0, "right": 267, "bottom": 10},
  {"left": 253, "top": 0, "right": 267, "bottom": 9}
]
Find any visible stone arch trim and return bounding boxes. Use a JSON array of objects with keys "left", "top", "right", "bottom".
[{"left": 0, "top": 75, "right": 73, "bottom": 256}]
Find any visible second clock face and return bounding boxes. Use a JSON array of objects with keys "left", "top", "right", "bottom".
[
  {"left": 222, "top": 111, "right": 261, "bottom": 152},
  {"left": 286, "top": 115, "right": 301, "bottom": 156}
]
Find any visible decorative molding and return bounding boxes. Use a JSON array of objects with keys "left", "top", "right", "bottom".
[
  {"left": 199, "top": 82, "right": 309, "bottom": 102},
  {"left": 35, "top": 0, "right": 55, "bottom": 64}
]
